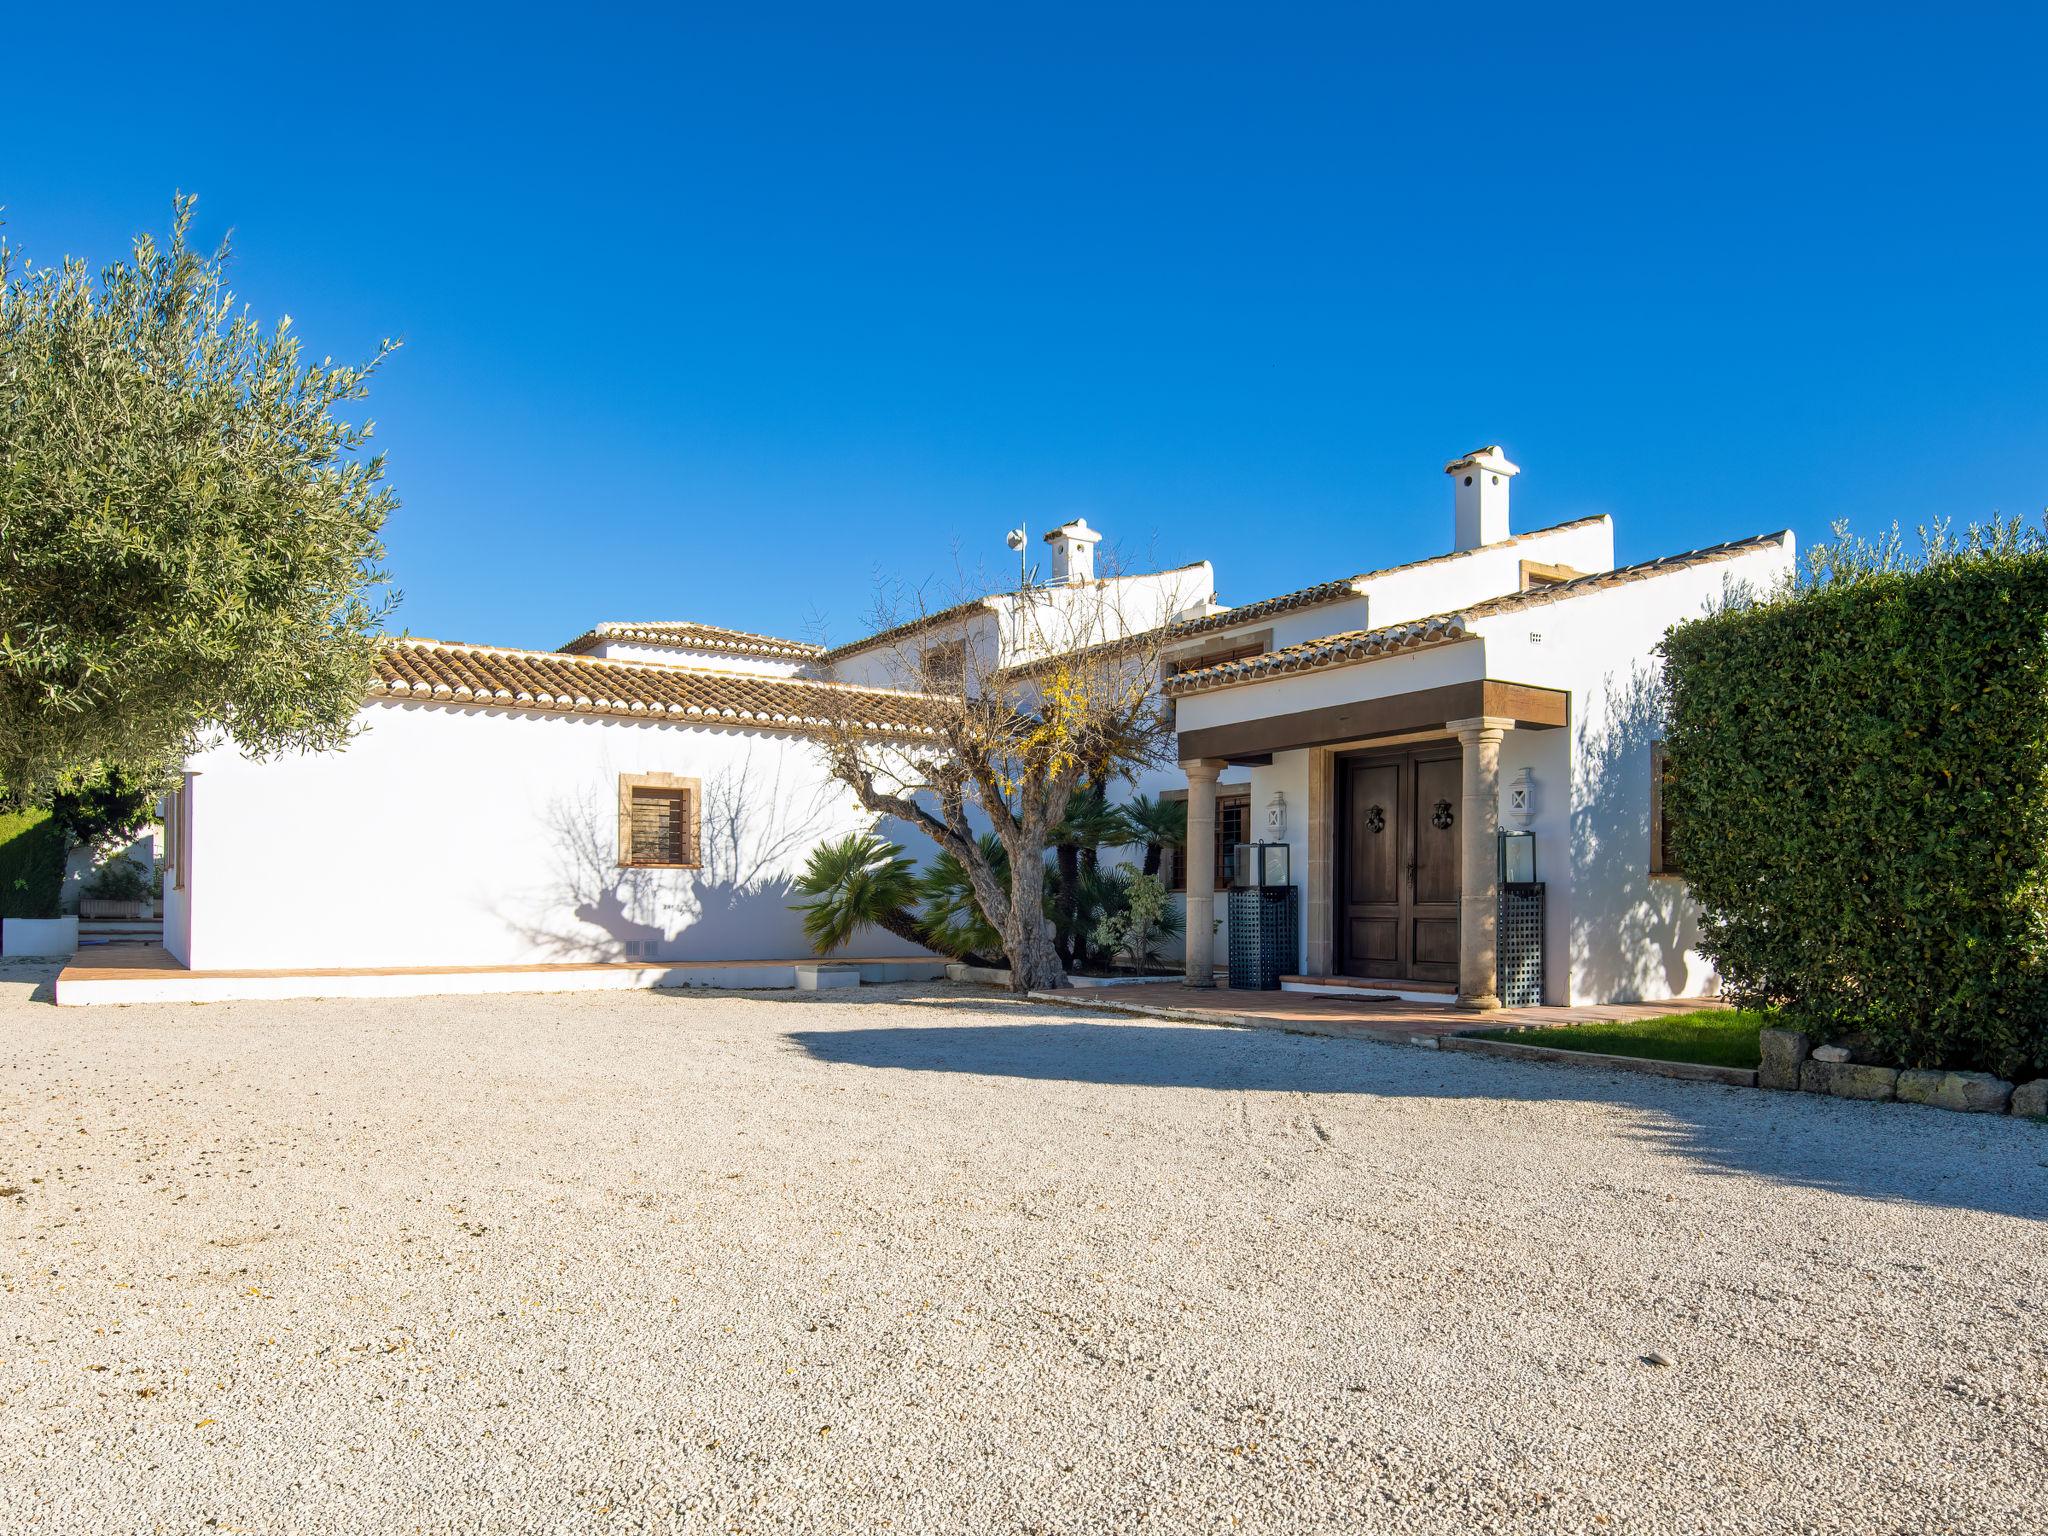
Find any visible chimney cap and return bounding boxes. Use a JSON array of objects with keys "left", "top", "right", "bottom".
[
  {"left": 1443, "top": 445, "right": 1521, "bottom": 478},
  {"left": 1043, "top": 518, "right": 1102, "bottom": 545}
]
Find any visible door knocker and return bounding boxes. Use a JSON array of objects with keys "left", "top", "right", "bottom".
[
  {"left": 1431, "top": 800, "right": 1455, "bottom": 831},
  {"left": 1366, "top": 804, "right": 1385, "bottom": 834}
]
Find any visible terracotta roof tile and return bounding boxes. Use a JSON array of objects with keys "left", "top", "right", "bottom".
[
  {"left": 1157, "top": 514, "right": 1610, "bottom": 643},
  {"left": 372, "top": 640, "right": 943, "bottom": 736},
  {"left": 1163, "top": 530, "right": 1790, "bottom": 697},
  {"left": 557, "top": 621, "right": 823, "bottom": 660}
]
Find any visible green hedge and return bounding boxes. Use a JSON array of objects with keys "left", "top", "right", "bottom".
[
  {"left": 0, "top": 808, "right": 68, "bottom": 919},
  {"left": 1662, "top": 555, "right": 2048, "bottom": 1078}
]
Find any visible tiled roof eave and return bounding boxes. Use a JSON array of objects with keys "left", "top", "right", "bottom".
[
  {"left": 368, "top": 639, "right": 945, "bottom": 740},
  {"left": 1160, "top": 620, "right": 1475, "bottom": 697},
  {"left": 1162, "top": 528, "right": 1790, "bottom": 697},
  {"left": 556, "top": 621, "right": 824, "bottom": 661}
]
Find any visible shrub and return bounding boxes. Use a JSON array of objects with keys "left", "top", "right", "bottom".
[
  {"left": 1662, "top": 530, "right": 2048, "bottom": 1077},
  {"left": 1091, "top": 871, "right": 1182, "bottom": 969},
  {"left": 82, "top": 857, "right": 153, "bottom": 904},
  {"left": 0, "top": 808, "right": 67, "bottom": 918}
]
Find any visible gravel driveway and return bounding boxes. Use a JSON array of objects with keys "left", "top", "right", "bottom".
[{"left": 2, "top": 965, "right": 2042, "bottom": 1534}]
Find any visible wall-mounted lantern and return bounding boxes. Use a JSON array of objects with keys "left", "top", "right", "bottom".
[
  {"left": 1264, "top": 789, "right": 1288, "bottom": 842},
  {"left": 1506, "top": 766, "right": 1537, "bottom": 828}
]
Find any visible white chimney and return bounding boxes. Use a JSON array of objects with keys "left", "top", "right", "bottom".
[
  {"left": 1042, "top": 518, "right": 1102, "bottom": 584},
  {"left": 1444, "top": 445, "right": 1519, "bottom": 551}
]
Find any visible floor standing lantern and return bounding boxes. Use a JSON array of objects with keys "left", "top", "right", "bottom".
[
  {"left": 1226, "top": 840, "right": 1298, "bottom": 990},
  {"left": 1497, "top": 829, "right": 1544, "bottom": 1007}
]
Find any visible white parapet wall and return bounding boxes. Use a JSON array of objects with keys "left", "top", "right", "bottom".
[
  {"left": 55, "top": 956, "right": 948, "bottom": 1007},
  {"left": 3, "top": 917, "right": 78, "bottom": 958}
]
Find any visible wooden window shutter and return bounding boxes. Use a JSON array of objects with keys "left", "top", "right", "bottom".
[{"left": 618, "top": 774, "right": 702, "bottom": 867}]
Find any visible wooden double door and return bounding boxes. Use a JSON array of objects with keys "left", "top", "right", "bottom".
[{"left": 1338, "top": 747, "right": 1462, "bottom": 982}]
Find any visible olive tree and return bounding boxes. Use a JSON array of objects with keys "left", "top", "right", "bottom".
[
  {"left": 818, "top": 577, "right": 1180, "bottom": 992},
  {"left": 0, "top": 196, "right": 399, "bottom": 804}
]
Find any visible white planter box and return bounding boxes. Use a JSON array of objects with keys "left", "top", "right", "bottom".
[{"left": 3, "top": 916, "right": 79, "bottom": 957}]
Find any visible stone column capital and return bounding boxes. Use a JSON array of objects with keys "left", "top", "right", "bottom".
[
  {"left": 1180, "top": 757, "right": 1230, "bottom": 782},
  {"left": 1446, "top": 715, "right": 1515, "bottom": 743}
]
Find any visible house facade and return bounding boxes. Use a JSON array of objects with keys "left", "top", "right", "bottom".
[
  {"left": 160, "top": 637, "right": 943, "bottom": 971},
  {"left": 157, "top": 447, "right": 1791, "bottom": 1005},
  {"left": 1156, "top": 449, "right": 1791, "bottom": 1005}
]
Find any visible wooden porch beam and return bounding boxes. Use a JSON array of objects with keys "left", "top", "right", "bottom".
[{"left": 1177, "top": 679, "right": 1567, "bottom": 762}]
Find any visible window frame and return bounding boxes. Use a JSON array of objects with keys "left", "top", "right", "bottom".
[
  {"left": 1165, "top": 786, "right": 1253, "bottom": 893},
  {"left": 617, "top": 772, "right": 702, "bottom": 870},
  {"left": 1650, "top": 741, "right": 1681, "bottom": 878},
  {"left": 1160, "top": 629, "right": 1275, "bottom": 683}
]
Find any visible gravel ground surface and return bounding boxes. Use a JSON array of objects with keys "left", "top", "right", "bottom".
[{"left": 1, "top": 963, "right": 2043, "bottom": 1535}]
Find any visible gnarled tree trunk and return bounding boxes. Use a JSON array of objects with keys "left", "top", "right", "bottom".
[{"left": 999, "top": 846, "right": 1065, "bottom": 992}]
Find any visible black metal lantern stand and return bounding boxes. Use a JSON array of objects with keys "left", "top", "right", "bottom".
[
  {"left": 1497, "top": 830, "right": 1544, "bottom": 1007},
  {"left": 1226, "top": 841, "right": 1298, "bottom": 990}
]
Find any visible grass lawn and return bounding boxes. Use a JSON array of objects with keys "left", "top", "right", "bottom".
[{"left": 1473, "top": 1009, "right": 1769, "bottom": 1070}]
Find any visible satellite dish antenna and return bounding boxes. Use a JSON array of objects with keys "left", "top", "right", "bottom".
[{"left": 1004, "top": 527, "right": 1027, "bottom": 552}]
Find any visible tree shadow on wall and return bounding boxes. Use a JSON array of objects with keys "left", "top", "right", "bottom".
[
  {"left": 484, "top": 745, "right": 844, "bottom": 961},
  {"left": 1568, "top": 663, "right": 1706, "bottom": 1003}
]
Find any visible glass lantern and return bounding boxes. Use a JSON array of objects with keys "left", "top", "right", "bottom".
[
  {"left": 1499, "top": 829, "right": 1536, "bottom": 885},
  {"left": 1232, "top": 841, "right": 1292, "bottom": 890}
]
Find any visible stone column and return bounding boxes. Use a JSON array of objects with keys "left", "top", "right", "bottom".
[
  {"left": 1304, "top": 748, "right": 1335, "bottom": 977},
  {"left": 1447, "top": 717, "right": 1513, "bottom": 1010},
  {"left": 1182, "top": 758, "right": 1227, "bottom": 988}
]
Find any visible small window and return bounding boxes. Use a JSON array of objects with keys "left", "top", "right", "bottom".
[
  {"left": 618, "top": 773, "right": 701, "bottom": 868},
  {"left": 1519, "top": 559, "right": 1586, "bottom": 591},
  {"left": 1162, "top": 639, "right": 1268, "bottom": 681},
  {"left": 1169, "top": 791, "right": 1252, "bottom": 892},
  {"left": 1650, "top": 742, "right": 1680, "bottom": 876},
  {"left": 162, "top": 787, "right": 183, "bottom": 891},
  {"left": 919, "top": 640, "right": 967, "bottom": 689}
]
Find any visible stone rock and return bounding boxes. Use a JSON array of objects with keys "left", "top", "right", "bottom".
[
  {"left": 1800, "top": 1059, "right": 1899, "bottom": 1101},
  {"left": 1758, "top": 1027, "right": 1812, "bottom": 1091},
  {"left": 1896, "top": 1070, "right": 2013, "bottom": 1115},
  {"left": 2010, "top": 1079, "right": 2048, "bottom": 1120},
  {"left": 1811, "top": 1044, "right": 1852, "bottom": 1064}
]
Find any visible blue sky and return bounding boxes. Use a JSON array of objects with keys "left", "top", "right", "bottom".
[{"left": 6, "top": 4, "right": 2044, "bottom": 651}]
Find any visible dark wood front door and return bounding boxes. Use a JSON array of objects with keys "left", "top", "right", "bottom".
[{"left": 1339, "top": 748, "right": 1462, "bottom": 982}]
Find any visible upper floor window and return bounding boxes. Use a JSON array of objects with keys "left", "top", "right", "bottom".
[{"left": 919, "top": 640, "right": 967, "bottom": 690}]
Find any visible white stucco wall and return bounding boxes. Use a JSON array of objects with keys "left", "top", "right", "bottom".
[
  {"left": 1478, "top": 535, "right": 1794, "bottom": 1003},
  {"left": 1163, "top": 516, "right": 1617, "bottom": 666},
  {"left": 167, "top": 704, "right": 929, "bottom": 971}
]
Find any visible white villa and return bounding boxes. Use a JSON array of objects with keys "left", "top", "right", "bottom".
[{"left": 129, "top": 446, "right": 1791, "bottom": 1008}]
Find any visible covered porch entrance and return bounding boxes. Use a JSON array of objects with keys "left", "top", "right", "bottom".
[{"left": 1177, "top": 678, "right": 1568, "bottom": 1009}]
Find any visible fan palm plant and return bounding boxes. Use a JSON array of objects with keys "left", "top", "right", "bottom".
[
  {"left": 1049, "top": 782, "right": 1128, "bottom": 968},
  {"left": 1117, "top": 794, "right": 1187, "bottom": 879},
  {"left": 791, "top": 833, "right": 927, "bottom": 955},
  {"left": 914, "top": 833, "right": 1012, "bottom": 966}
]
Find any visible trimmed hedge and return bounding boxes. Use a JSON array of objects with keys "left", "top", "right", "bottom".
[
  {"left": 0, "top": 808, "right": 68, "bottom": 919},
  {"left": 1662, "top": 555, "right": 2048, "bottom": 1078}
]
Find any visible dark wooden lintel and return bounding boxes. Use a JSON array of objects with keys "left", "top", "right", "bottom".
[{"left": 1178, "top": 679, "right": 1567, "bottom": 762}]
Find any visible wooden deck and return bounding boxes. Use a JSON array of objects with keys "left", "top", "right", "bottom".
[{"left": 1033, "top": 979, "right": 1722, "bottom": 1046}]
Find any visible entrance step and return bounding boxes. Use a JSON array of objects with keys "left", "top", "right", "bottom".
[
  {"left": 1280, "top": 973, "right": 1456, "bottom": 994},
  {"left": 1279, "top": 974, "right": 1459, "bottom": 1005}
]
